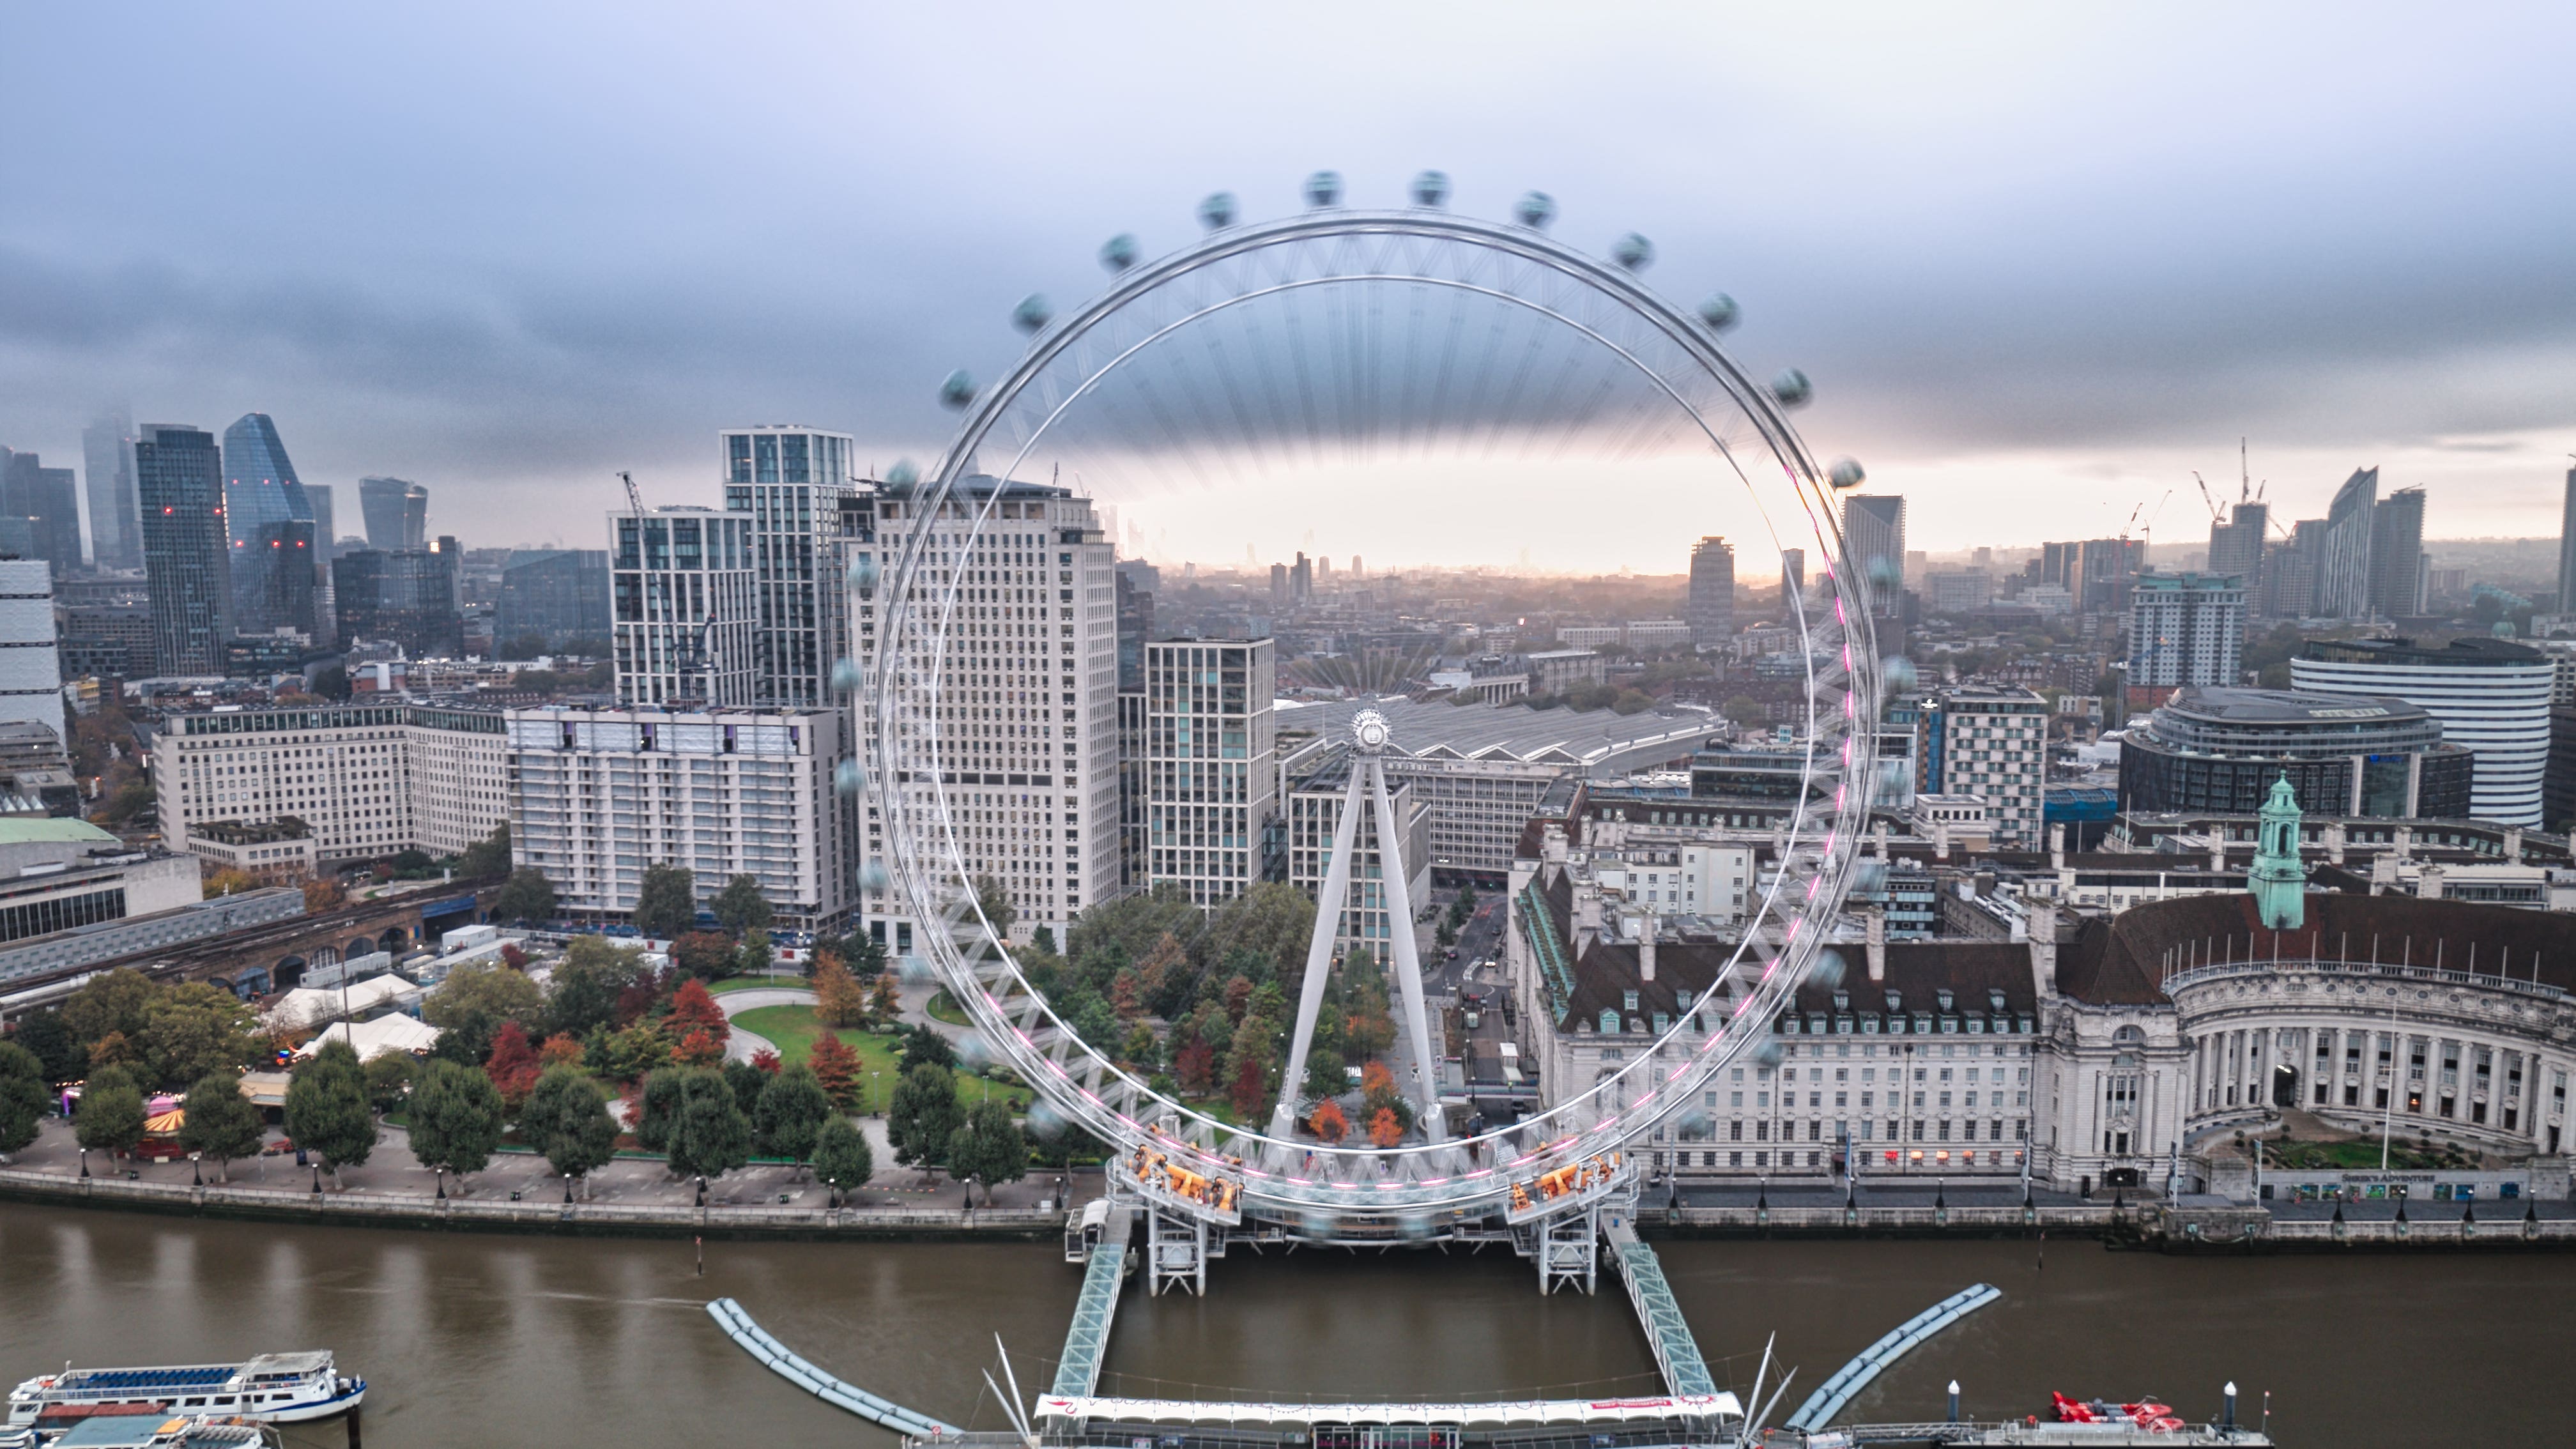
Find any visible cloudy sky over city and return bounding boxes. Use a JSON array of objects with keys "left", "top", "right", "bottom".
[{"left": 4, "top": 3, "right": 2573, "bottom": 569}]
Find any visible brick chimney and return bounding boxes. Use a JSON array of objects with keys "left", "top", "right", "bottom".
[
  {"left": 1866, "top": 907, "right": 1886, "bottom": 982},
  {"left": 1542, "top": 822, "right": 1568, "bottom": 867},
  {"left": 1934, "top": 817, "right": 1951, "bottom": 862},
  {"left": 2050, "top": 822, "right": 2066, "bottom": 871},
  {"left": 2324, "top": 820, "right": 2347, "bottom": 866},
  {"left": 1639, "top": 914, "right": 1657, "bottom": 983}
]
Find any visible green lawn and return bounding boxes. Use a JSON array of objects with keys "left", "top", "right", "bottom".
[
  {"left": 730, "top": 1004, "right": 1031, "bottom": 1114},
  {"left": 709, "top": 974, "right": 808, "bottom": 995},
  {"left": 924, "top": 990, "right": 969, "bottom": 1027},
  {"left": 2267, "top": 1138, "right": 2478, "bottom": 1172}
]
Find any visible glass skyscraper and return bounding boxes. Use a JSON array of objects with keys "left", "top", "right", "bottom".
[
  {"left": 135, "top": 424, "right": 232, "bottom": 676},
  {"left": 719, "top": 425, "right": 860, "bottom": 708},
  {"left": 359, "top": 476, "right": 428, "bottom": 551},
  {"left": 220, "top": 414, "right": 318, "bottom": 639},
  {"left": 82, "top": 408, "right": 141, "bottom": 571}
]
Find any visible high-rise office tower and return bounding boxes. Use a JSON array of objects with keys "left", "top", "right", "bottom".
[
  {"left": 1141, "top": 637, "right": 1277, "bottom": 907},
  {"left": 2367, "top": 486, "right": 2427, "bottom": 620},
  {"left": 855, "top": 473, "right": 1121, "bottom": 948},
  {"left": 81, "top": 408, "right": 140, "bottom": 570},
  {"left": 2037, "top": 540, "right": 2079, "bottom": 590},
  {"left": 496, "top": 549, "right": 611, "bottom": 651},
  {"left": 610, "top": 504, "right": 756, "bottom": 706},
  {"left": 2076, "top": 537, "right": 2146, "bottom": 615},
  {"left": 0, "top": 452, "right": 82, "bottom": 576},
  {"left": 2294, "top": 636, "right": 2555, "bottom": 826},
  {"left": 333, "top": 547, "right": 464, "bottom": 657},
  {"left": 2126, "top": 572, "right": 2245, "bottom": 693},
  {"left": 219, "top": 414, "right": 319, "bottom": 639},
  {"left": 0, "top": 559, "right": 61, "bottom": 734},
  {"left": 2557, "top": 465, "right": 2576, "bottom": 611},
  {"left": 2316, "top": 467, "right": 2377, "bottom": 620},
  {"left": 305, "top": 484, "right": 337, "bottom": 565},
  {"left": 135, "top": 424, "right": 232, "bottom": 676},
  {"left": 2266, "top": 519, "right": 2325, "bottom": 618},
  {"left": 2206, "top": 502, "right": 2267, "bottom": 606},
  {"left": 1841, "top": 494, "right": 1906, "bottom": 608},
  {"left": 1686, "top": 535, "right": 1735, "bottom": 648},
  {"left": 359, "top": 476, "right": 429, "bottom": 551},
  {"left": 1779, "top": 547, "right": 1805, "bottom": 608},
  {"left": 718, "top": 425, "right": 861, "bottom": 708}
]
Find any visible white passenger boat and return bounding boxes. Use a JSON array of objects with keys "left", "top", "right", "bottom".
[{"left": 4, "top": 1353, "right": 360, "bottom": 1434}]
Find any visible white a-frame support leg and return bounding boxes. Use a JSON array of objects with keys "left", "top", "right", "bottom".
[
  {"left": 1269, "top": 766, "right": 1369, "bottom": 1139},
  {"left": 1368, "top": 762, "right": 1447, "bottom": 1142}
]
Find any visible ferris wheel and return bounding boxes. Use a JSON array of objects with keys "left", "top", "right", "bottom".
[{"left": 857, "top": 171, "right": 1884, "bottom": 1245}]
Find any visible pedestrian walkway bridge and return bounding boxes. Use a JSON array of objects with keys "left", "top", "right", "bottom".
[
  {"left": 1051, "top": 1204, "right": 1133, "bottom": 1399},
  {"left": 1602, "top": 1222, "right": 1718, "bottom": 1399}
]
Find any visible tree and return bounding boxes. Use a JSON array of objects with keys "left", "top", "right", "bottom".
[
  {"left": 1367, "top": 1106, "right": 1404, "bottom": 1148},
  {"left": 483, "top": 1022, "right": 543, "bottom": 1110},
  {"left": 670, "top": 930, "right": 737, "bottom": 981},
  {"left": 812, "top": 954, "right": 870, "bottom": 1029},
  {"left": 302, "top": 875, "right": 348, "bottom": 913},
  {"left": 362, "top": 1052, "right": 415, "bottom": 1114},
  {"left": 1722, "top": 694, "right": 1766, "bottom": 726},
  {"left": 946, "top": 1099, "right": 1026, "bottom": 1205},
  {"left": 633, "top": 862, "right": 698, "bottom": 940},
  {"left": 811, "top": 1116, "right": 873, "bottom": 1199},
  {"left": 137, "top": 983, "right": 257, "bottom": 1091},
  {"left": 524, "top": 1066, "right": 618, "bottom": 1197},
  {"left": 203, "top": 867, "right": 259, "bottom": 899},
  {"left": 736, "top": 928, "right": 774, "bottom": 979},
  {"left": 422, "top": 962, "right": 544, "bottom": 1061},
  {"left": 408, "top": 1058, "right": 507, "bottom": 1182},
  {"left": 494, "top": 868, "right": 556, "bottom": 924},
  {"left": 546, "top": 937, "right": 647, "bottom": 1038},
  {"left": 887, "top": 1063, "right": 962, "bottom": 1176},
  {"left": 869, "top": 973, "right": 900, "bottom": 1025},
  {"left": 1229, "top": 1049, "right": 1267, "bottom": 1121},
  {"left": 588, "top": 1020, "right": 671, "bottom": 1083},
  {"left": 88, "top": 1030, "right": 139, "bottom": 1071},
  {"left": 174, "top": 1075, "right": 262, "bottom": 1179},
  {"left": 458, "top": 822, "right": 513, "bottom": 880},
  {"left": 712, "top": 873, "right": 774, "bottom": 935},
  {"left": 634, "top": 1068, "right": 689, "bottom": 1153},
  {"left": 0, "top": 1042, "right": 49, "bottom": 1156},
  {"left": 808, "top": 1032, "right": 861, "bottom": 1111},
  {"left": 898, "top": 1024, "right": 956, "bottom": 1074},
  {"left": 286, "top": 1041, "right": 376, "bottom": 1187},
  {"left": 1175, "top": 1036, "right": 1215, "bottom": 1096},
  {"left": 12, "top": 1010, "right": 83, "bottom": 1085},
  {"left": 62, "top": 968, "right": 156, "bottom": 1049},
  {"left": 539, "top": 1033, "right": 585, "bottom": 1068},
  {"left": 972, "top": 875, "right": 1016, "bottom": 939},
  {"left": 673, "top": 1028, "right": 726, "bottom": 1068},
  {"left": 721, "top": 1057, "right": 769, "bottom": 1119},
  {"left": 748, "top": 1047, "right": 781, "bottom": 1074},
  {"left": 74, "top": 1066, "right": 147, "bottom": 1160},
  {"left": 1308, "top": 1099, "right": 1349, "bottom": 1144},
  {"left": 754, "top": 1065, "right": 832, "bottom": 1167},
  {"left": 665, "top": 979, "right": 730, "bottom": 1052},
  {"left": 666, "top": 1070, "right": 753, "bottom": 1183}
]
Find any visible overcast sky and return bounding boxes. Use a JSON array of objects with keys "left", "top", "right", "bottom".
[{"left": 4, "top": 3, "right": 2573, "bottom": 567}]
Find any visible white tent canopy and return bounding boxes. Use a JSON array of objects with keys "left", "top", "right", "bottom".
[
  {"left": 294, "top": 1013, "right": 441, "bottom": 1062},
  {"left": 263, "top": 976, "right": 417, "bottom": 1033}
]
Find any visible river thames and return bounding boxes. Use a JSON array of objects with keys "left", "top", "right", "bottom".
[{"left": 4, "top": 1202, "right": 2565, "bottom": 1445}]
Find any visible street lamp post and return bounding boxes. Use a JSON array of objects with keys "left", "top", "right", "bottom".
[{"left": 191, "top": 1151, "right": 203, "bottom": 1187}]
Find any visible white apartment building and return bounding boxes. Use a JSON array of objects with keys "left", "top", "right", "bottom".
[
  {"left": 2126, "top": 571, "right": 2245, "bottom": 691},
  {"left": 154, "top": 703, "right": 509, "bottom": 867},
  {"left": 856, "top": 475, "right": 1122, "bottom": 951},
  {"left": 2292, "top": 636, "right": 2556, "bottom": 827},
  {"left": 1923, "top": 686, "right": 2048, "bottom": 848},
  {"left": 1141, "top": 637, "right": 1276, "bottom": 907},
  {"left": 504, "top": 705, "right": 847, "bottom": 929},
  {"left": 0, "top": 560, "right": 61, "bottom": 736},
  {"left": 610, "top": 505, "right": 757, "bottom": 707}
]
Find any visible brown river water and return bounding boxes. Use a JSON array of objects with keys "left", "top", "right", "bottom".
[{"left": 3, "top": 1203, "right": 2565, "bottom": 1446}]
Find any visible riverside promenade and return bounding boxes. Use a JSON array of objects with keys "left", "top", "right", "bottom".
[{"left": 0, "top": 1117, "right": 1089, "bottom": 1239}]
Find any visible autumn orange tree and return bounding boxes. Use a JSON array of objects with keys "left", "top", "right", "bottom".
[
  {"left": 809, "top": 1031, "right": 861, "bottom": 1111},
  {"left": 673, "top": 1027, "right": 725, "bottom": 1068},
  {"left": 812, "top": 953, "right": 870, "bottom": 1029},
  {"left": 484, "top": 1023, "right": 543, "bottom": 1112},
  {"left": 665, "top": 979, "right": 729, "bottom": 1051},
  {"left": 1309, "top": 1100, "right": 1349, "bottom": 1144},
  {"left": 1367, "top": 1107, "right": 1404, "bottom": 1148}
]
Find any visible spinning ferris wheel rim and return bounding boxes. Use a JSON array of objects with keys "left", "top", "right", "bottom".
[{"left": 863, "top": 199, "right": 1883, "bottom": 1221}]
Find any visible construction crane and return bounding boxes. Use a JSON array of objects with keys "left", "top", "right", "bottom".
[
  {"left": 2191, "top": 470, "right": 2225, "bottom": 525},
  {"left": 617, "top": 470, "right": 645, "bottom": 516}
]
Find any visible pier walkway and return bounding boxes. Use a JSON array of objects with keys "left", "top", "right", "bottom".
[
  {"left": 1050, "top": 1206, "right": 1133, "bottom": 1399},
  {"left": 1603, "top": 1222, "right": 1718, "bottom": 1397},
  {"left": 1784, "top": 1282, "right": 2000, "bottom": 1430},
  {"left": 705, "top": 1297, "right": 960, "bottom": 1438}
]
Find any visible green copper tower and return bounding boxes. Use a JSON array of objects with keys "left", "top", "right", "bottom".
[{"left": 2249, "top": 772, "right": 2309, "bottom": 930}]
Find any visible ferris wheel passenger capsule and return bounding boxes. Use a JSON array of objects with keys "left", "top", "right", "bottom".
[
  {"left": 1811, "top": 948, "right": 1848, "bottom": 990},
  {"left": 1011, "top": 294, "right": 1053, "bottom": 334},
  {"left": 857, "top": 861, "right": 889, "bottom": 892},
  {"left": 833, "top": 760, "right": 864, "bottom": 796},
  {"left": 1514, "top": 190, "right": 1556, "bottom": 229},
  {"left": 885, "top": 459, "right": 920, "bottom": 487},
  {"left": 1303, "top": 170, "right": 1342, "bottom": 208},
  {"left": 1099, "top": 233, "right": 1139, "bottom": 272},
  {"left": 844, "top": 555, "right": 879, "bottom": 590},
  {"left": 830, "top": 657, "right": 862, "bottom": 692},
  {"left": 1697, "top": 293, "right": 1740, "bottom": 332},
  {"left": 1410, "top": 170, "right": 1450, "bottom": 208},
  {"left": 1828, "top": 456, "right": 1867, "bottom": 489},
  {"left": 1612, "top": 233, "right": 1653, "bottom": 271},
  {"left": 1880, "top": 656, "right": 1919, "bottom": 691},
  {"left": 939, "top": 370, "right": 977, "bottom": 410},
  {"left": 1197, "top": 192, "right": 1238, "bottom": 230},
  {"left": 1772, "top": 369, "right": 1812, "bottom": 408}
]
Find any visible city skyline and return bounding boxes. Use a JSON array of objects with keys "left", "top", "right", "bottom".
[{"left": 5, "top": 8, "right": 2576, "bottom": 560}]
